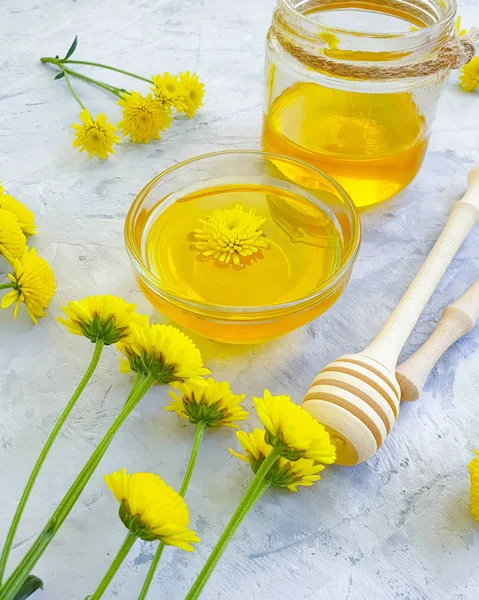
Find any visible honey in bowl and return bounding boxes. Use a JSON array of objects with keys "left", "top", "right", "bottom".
[{"left": 125, "top": 151, "right": 361, "bottom": 344}]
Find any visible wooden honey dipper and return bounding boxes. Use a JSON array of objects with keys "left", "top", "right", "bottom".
[
  {"left": 303, "top": 166, "right": 479, "bottom": 466},
  {"left": 396, "top": 278, "right": 479, "bottom": 401}
]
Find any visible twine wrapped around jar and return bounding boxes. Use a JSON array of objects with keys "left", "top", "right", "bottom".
[{"left": 271, "top": 10, "right": 478, "bottom": 81}]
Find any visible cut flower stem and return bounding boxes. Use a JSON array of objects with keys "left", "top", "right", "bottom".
[
  {"left": 62, "top": 59, "right": 152, "bottom": 84},
  {"left": 184, "top": 450, "right": 279, "bottom": 600},
  {"left": 41, "top": 57, "right": 124, "bottom": 101},
  {"left": 0, "top": 340, "right": 104, "bottom": 585},
  {"left": 0, "top": 374, "right": 155, "bottom": 600},
  {"left": 89, "top": 532, "right": 137, "bottom": 599},
  {"left": 137, "top": 421, "right": 207, "bottom": 600}
]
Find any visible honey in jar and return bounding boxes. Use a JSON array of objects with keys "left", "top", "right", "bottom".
[{"left": 263, "top": 0, "right": 455, "bottom": 208}]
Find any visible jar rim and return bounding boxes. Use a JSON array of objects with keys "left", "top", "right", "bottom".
[
  {"left": 278, "top": 0, "right": 457, "bottom": 41},
  {"left": 124, "top": 149, "right": 362, "bottom": 317}
]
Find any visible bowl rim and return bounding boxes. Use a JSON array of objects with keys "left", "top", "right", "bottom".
[{"left": 124, "top": 149, "right": 362, "bottom": 316}]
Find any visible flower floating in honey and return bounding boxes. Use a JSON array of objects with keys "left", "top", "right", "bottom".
[
  {"left": 0, "top": 208, "right": 26, "bottom": 262},
  {"left": 166, "top": 378, "right": 248, "bottom": 428},
  {"left": 72, "top": 109, "right": 119, "bottom": 159},
  {"left": 459, "top": 56, "right": 479, "bottom": 93},
  {"left": 118, "top": 91, "right": 173, "bottom": 143},
  {"left": 253, "top": 389, "right": 336, "bottom": 463},
  {"left": 0, "top": 185, "right": 36, "bottom": 236},
  {"left": 117, "top": 322, "right": 210, "bottom": 387},
  {"left": 469, "top": 449, "right": 479, "bottom": 522},
  {"left": 230, "top": 428, "right": 325, "bottom": 492},
  {"left": 105, "top": 469, "right": 200, "bottom": 549},
  {"left": 1, "top": 248, "right": 55, "bottom": 323},
  {"left": 58, "top": 295, "right": 146, "bottom": 344},
  {"left": 193, "top": 204, "right": 268, "bottom": 266}
]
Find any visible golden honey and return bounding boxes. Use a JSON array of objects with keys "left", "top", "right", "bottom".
[
  {"left": 263, "top": 0, "right": 453, "bottom": 208},
  {"left": 262, "top": 82, "right": 429, "bottom": 209},
  {"left": 135, "top": 183, "right": 348, "bottom": 343}
]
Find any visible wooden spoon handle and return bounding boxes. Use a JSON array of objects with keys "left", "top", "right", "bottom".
[
  {"left": 361, "top": 167, "right": 479, "bottom": 371},
  {"left": 396, "top": 278, "right": 479, "bottom": 401}
]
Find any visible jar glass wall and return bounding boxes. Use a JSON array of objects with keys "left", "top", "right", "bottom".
[{"left": 262, "top": 0, "right": 457, "bottom": 208}]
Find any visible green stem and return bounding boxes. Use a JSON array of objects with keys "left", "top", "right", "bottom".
[
  {"left": 137, "top": 422, "right": 206, "bottom": 600},
  {"left": 0, "top": 374, "right": 155, "bottom": 600},
  {"left": 180, "top": 422, "right": 206, "bottom": 497},
  {"left": 64, "top": 69, "right": 124, "bottom": 98},
  {"left": 0, "top": 340, "right": 104, "bottom": 585},
  {"left": 89, "top": 532, "right": 136, "bottom": 599},
  {"left": 136, "top": 542, "right": 165, "bottom": 600},
  {"left": 62, "top": 59, "right": 152, "bottom": 84},
  {"left": 63, "top": 70, "right": 86, "bottom": 110},
  {"left": 40, "top": 57, "right": 124, "bottom": 99},
  {"left": 185, "top": 451, "right": 279, "bottom": 600},
  {"left": 0, "top": 283, "right": 14, "bottom": 291}
]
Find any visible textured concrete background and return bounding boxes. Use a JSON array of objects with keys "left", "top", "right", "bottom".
[{"left": 1, "top": 0, "right": 479, "bottom": 598}]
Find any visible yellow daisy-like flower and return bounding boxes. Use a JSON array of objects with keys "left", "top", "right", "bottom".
[
  {"left": 117, "top": 322, "right": 210, "bottom": 387},
  {"left": 58, "top": 294, "right": 146, "bottom": 345},
  {"left": 1, "top": 247, "right": 55, "bottom": 323},
  {"left": 118, "top": 91, "right": 173, "bottom": 143},
  {"left": 151, "top": 72, "right": 187, "bottom": 111},
  {"left": 0, "top": 185, "right": 36, "bottom": 236},
  {"left": 72, "top": 109, "right": 119, "bottom": 159},
  {"left": 0, "top": 208, "right": 26, "bottom": 262},
  {"left": 455, "top": 16, "right": 467, "bottom": 37},
  {"left": 253, "top": 389, "right": 336, "bottom": 463},
  {"left": 459, "top": 56, "right": 479, "bottom": 92},
  {"left": 166, "top": 377, "right": 248, "bottom": 428},
  {"left": 194, "top": 204, "right": 268, "bottom": 266},
  {"left": 177, "top": 71, "right": 204, "bottom": 118},
  {"left": 105, "top": 469, "right": 200, "bottom": 551},
  {"left": 230, "top": 428, "right": 325, "bottom": 492},
  {"left": 469, "top": 449, "right": 479, "bottom": 522}
]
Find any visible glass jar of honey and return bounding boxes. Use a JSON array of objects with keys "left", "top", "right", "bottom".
[{"left": 262, "top": 0, "right": 459, "bottom": 208}]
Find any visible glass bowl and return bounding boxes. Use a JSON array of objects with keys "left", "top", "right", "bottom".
[{"left": 125, "top": 150, "right": 361, "bottom": 344}]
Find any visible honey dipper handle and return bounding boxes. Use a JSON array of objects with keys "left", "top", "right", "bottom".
[
  {"left": 361, "top": 167, "right": 479, "bottom": 370},
  {"left": 396, "top": 278, "right": 479, "bottom": 401}
]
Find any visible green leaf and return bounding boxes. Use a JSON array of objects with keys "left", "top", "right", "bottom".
[
  {"left": 64, "top": 35, "right": 78, "bottom": 60},
  {"left": 54, "top": 71, "right": 65, "bottom": 80},
  {"left": 13, "top": 574, "right": 44, "bottom": 599}
]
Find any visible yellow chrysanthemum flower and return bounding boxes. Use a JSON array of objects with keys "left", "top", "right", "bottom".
[
  {"left": 469, "top": 450, "right": 479, "bottom": 522},
  {"left": 455, "top": 16, "right": 467, "bottom": 37},
  {"left": 194, "top": 204, "right": 268, "bottom": 266},
  {"left": 0, "top": 208, "right": 26, "bottom": 262},
  {"left": 72, "top": 109, "right": 119, "bottom": 159},
  {"left": 459, "top": 56, "right": 479, "bottom": 92},
  {"left": 230, "top": 428, "right": 325, "bottom": 492},
  {"left": 58, "top": 294, "right": 146, "bottom": 345},
  {"left": 0, "top": 185, "right": 36, "bottom": 236},
  {"left": 118, "top": 92, "right": 173, "bottom": 143},
  {"left": 151, "top": 72, "right": 187, "bottom": 111},
  {"left": 117, "top": 322, "right": 210, "bottom": 386},
  {"left": 177, "top": 71, "right": 204, "bottom": 118},
  {"left": 1, "top": 247, "right": 55, "bottom": 323},
  {"left": 253, "top": 389, "right": 336, "bottom": 463},
  {"left": 105, "top": 469, "right": 200, "bottom": 551},
  {"left": 166, "top": 377, "right": 248, "bottom": 428}
]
